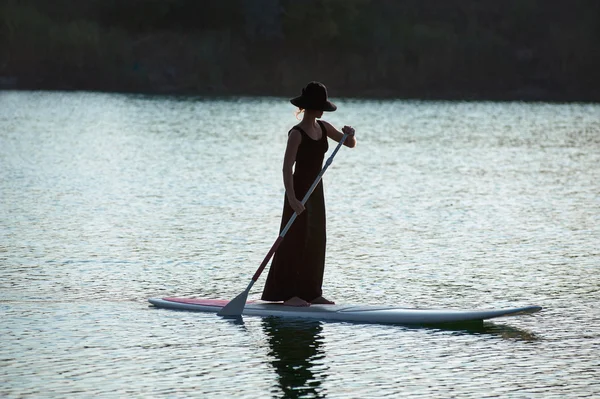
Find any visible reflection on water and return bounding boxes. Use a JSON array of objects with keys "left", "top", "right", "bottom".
[
  {"left": 262, "top": 318, "right": 327, "bottom": 399},
  {"left": 475, "top": 323, "right": 540, "bottom": 341},
  {"left": 1, "top": 91, "right": 599, "bottom": 398},
  {"left": 221, "top": 315, "right": 246, "bottom": 328},
  {"left": 427, "top": 321, "right": 541, "bottom": 341}
]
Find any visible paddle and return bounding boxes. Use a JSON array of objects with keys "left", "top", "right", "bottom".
[{"left": 217, "top": 132, "right": 350, "bottom": 317}]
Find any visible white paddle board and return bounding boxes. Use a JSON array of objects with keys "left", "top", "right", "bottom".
[{"left": 148, "top": 297, "right": 542, "bottom": 326}]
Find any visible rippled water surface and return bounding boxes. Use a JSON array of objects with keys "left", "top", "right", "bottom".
[{"left": 1, "top": 91, "right": 599, "bottom": 398}]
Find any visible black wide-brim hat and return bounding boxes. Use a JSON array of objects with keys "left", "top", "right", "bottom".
[{"left": 290, "top": 81, "right": 337, "bottom": 112}]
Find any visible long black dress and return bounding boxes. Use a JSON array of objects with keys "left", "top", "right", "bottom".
[{"left": 261, "top": 121, "right": 329, "bottom": 302}]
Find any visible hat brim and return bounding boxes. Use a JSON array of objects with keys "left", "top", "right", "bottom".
[{"left": 290, "top": 97, "right": 337, "bottom": 112}]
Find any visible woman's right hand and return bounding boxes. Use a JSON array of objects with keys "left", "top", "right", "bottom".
[{"left": 288, "top": 196, "right": 305, "bottom": 215}]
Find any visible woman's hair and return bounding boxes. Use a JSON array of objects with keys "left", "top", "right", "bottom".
[{"left": 295, "top": 108, "right": 304, "bottom": 119}]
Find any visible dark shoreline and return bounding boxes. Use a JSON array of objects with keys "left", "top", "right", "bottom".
[
  {"left": 2, "top": 1, "right": 599, "bottom": 104},
  {"left": 3, "top": 84, "right": 597, "bottom": 104}
]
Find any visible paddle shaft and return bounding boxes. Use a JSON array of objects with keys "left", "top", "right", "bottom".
[{"left": 250, "top": 133, "right": 350, "bottom": 282}]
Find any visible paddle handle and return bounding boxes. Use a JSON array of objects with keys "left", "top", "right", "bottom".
[{"left": 251, "top": 133, "right": 349, "bottom": 282}]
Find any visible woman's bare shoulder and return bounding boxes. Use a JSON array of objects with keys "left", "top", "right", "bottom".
[
  {"left": 318, "top": 119, "right": 334, "bottom": 129},
  {"left": 287, "top": 127, "right": 302, "bottom": 143},
  {"left": 318, "top": 120, "right": 340, "bottom": 138}
]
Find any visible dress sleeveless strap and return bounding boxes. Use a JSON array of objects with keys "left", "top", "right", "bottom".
[
  {"left": 316, "top": 120, "right": 327, "bottom": 142},
  {"left": 289, "top": 123, "right": 326, "bottom": 141},
  {"left": 289, "top": 125, "right": 307, "bottom": 137}
]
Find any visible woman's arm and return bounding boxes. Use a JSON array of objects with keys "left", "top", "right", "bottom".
[
  {"left": 282, "top": 129, "right": 305, "bottom": 214},
  {"left": 321, "top": 120, "right": 357, "bottom": 148}
]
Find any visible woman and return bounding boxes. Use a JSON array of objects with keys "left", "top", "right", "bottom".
[{"left": 261, "top": 82, "right": 356, "bottom": 307}]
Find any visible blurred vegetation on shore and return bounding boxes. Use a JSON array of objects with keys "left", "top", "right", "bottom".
[{"left": 1, "top": 0, "right": 599, "bottom": 101}]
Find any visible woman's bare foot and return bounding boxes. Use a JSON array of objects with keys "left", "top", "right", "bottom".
[
  {"left": 311, "top": 296, "right": 335, "bottom": 305},
  {"left": 283, "top": 296, "right": 310, "bottom": 307}
]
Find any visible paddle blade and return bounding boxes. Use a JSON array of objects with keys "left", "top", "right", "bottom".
[{"left": 217, "top": 286, "right": 250, "bottom": 317}]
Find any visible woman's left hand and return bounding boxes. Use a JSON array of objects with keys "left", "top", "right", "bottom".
[{"left": 342, "top": 126, "right": 355, "bottom": 136}]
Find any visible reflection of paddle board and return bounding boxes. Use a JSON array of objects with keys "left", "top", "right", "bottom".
[{"left": 148, "top": 297, "right": 542, "bottom": 326}]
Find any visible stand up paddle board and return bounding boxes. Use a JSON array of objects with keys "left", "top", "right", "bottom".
[{"left": 148, "top": 297, "right": 542, "bottom": 326}]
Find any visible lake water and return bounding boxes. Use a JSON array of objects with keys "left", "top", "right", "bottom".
[{"left": 1, "top": 91, "right": 599, "bottom": 398}]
